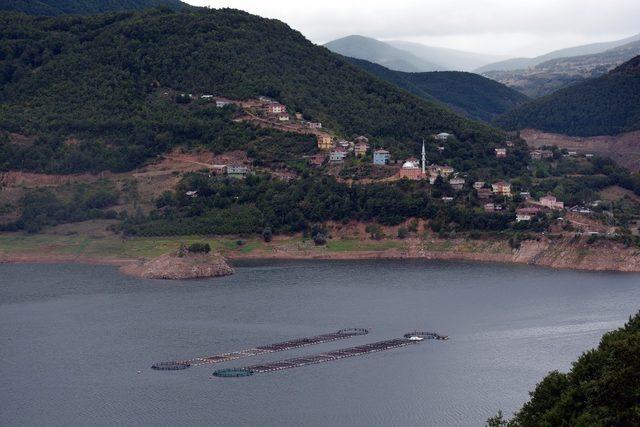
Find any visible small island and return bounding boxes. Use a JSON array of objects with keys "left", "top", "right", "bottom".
[{"left": 119, "top": 243, "right": 234, "bottom": 280}]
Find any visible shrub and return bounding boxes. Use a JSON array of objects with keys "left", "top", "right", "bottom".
[
  {"left": 177, "top": 243, "right": 187, "bottom": 257},
  {"left": 188, "top": 242, "right": 211, "bottom": 254},
  {"left": 365, "top": 224, "right": 384, "bottom": 240},
  {"left": 262, "top": 227, "right": 273, "bottom": 242},
  {"left": 397, "top": 227, "right": 408, "bottom": 239},
  {"left": 469, "top": 230, "right": 481, "bottom": 240},
  {"left": 175, "top": 93, "right": 191, "bottom": 104},
  {"left": 313, "top": 233, "right": 327, "bottom": 246}
]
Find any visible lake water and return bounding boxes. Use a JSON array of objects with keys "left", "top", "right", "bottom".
[{"left": 1, "top": 260, "right": 639, "bottom": 426}]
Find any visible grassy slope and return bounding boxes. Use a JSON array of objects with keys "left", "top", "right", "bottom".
[{"left": 0, "top": 231, "right": 406, "bottom": 259}]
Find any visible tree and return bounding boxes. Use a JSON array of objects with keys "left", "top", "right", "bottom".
[
  {"left": 496, "top": 311, "right": 640, "bottom": 426},
  {"left": 485, "top": 411, "right": 508, "bottom": 427},
  {"left": 262, "top": 227, "right": 273, "bottom": 242}
]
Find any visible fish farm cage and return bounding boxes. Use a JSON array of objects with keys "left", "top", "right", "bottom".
[
  {"left": 337, "top": 328, "right": 368, "bottom": 336},
  {"left": 403, "top": 331, "right": 448, "bottom": 340},
  {"left": 151, "top": 328, "right": 370, "bottom": 371},
  {"left": 212, "top": 368, "right": 254, "bottom": 378},
  {"left": 211, "top": 334, "right": 432, "bottom": 378},
  {"left": 151, "top": 361, "right": 191, "bottom": 371}
]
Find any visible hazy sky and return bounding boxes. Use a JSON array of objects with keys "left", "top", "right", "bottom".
[{"left": 186, "top": 0, "right": 640, "bottom": 57}]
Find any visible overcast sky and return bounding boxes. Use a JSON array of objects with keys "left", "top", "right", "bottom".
[{"left": 185, "top": 0, "right": 640, "bottom": 57}]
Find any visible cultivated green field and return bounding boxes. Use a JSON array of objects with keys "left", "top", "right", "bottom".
[{"left": 0, "top": 232, "right": 407, "bottom": 260}]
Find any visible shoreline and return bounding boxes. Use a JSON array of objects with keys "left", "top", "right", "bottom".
[{"left": 2, "top": 242, "right": 640, "bottom": 273}]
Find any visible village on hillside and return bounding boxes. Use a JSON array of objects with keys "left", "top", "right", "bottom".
[
  {"left": 2, "top": 88, "right": 631, "bottom": 242},
  {"left": 163, "top": 92, "right": 620, "bottom": 235}
]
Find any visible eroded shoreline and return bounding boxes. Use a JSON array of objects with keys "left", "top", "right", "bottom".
[{"left": 1, "top": 235, "right": 639, "bottom": 273}]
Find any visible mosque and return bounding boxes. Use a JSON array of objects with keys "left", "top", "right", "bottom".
[{"left": 399, "top": 140, "right": 427, "bottom": 180}]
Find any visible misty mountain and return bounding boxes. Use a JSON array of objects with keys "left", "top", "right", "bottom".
[
  {"left": 345, "top": 57, "right": 529, "bottom": 122},
  {"left": 476, "top": 32, "right": 640, "bottom": 73},
  {"left": 482, "top": 39, "right": 640, "bottom": 98},
  {"left": 495, "top": 55, "right": 640, "bottom": 137},
  {"left": 0, "top": 0, "right": 185, "bottom": 16},
  {"left": 324, "top": 35, "right": 442, "bottom": 72},
  {"left": 324, "top": 35, "right": 506, "bottom": 72},
  {"left": 387, "top": 40, "right": 506, "bottom": 71}
]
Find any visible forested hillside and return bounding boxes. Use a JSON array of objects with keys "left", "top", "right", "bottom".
[
  {"left": 490, "top": 311, "right": 640, "bottom": 426},
  {"left": 0, "top": 8, "right": 503, "bottom": 174},
  {"left": 495, "top": 56, "right": 640, "bottom": 136},
  {"left": 347, "top": 57, "right": 529, "bottom": 121},
  {"left": 0, "top": 0, "right": 185, "bottom": 16}
]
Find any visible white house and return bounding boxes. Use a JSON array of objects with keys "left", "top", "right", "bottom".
[
  {"left": 330, "top": 147, "right": 347, "bottom": 162},
  {"left": 436, "top": 132, "right": 451, "bottom": 142}
]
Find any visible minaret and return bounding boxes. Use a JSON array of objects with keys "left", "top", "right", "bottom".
[{"left": 421, "top": 139, "right": 426, "bottom": 175}]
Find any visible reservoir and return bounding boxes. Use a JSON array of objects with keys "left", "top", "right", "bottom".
[{"left": 1, "top": 260, "right": 638, "bottom": 426}]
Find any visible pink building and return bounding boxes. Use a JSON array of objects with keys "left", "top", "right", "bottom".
[{"left": 539, "top": 195, "right": 564, "bottom": 210}]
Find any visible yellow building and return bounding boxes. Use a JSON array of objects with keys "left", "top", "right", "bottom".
[
  {"left": 317, "top": 135, "right": 334, "bottom": 150},
  {"left": 354, "top": 142, "right": 369, "bottom": 157}
]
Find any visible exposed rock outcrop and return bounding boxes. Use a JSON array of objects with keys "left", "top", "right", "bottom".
[{"left": 120, "top": 253, "right": 234, "bottom": 279}]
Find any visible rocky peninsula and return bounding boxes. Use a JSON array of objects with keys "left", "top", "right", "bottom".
[{"left": 119, "top": 252, "right": 234, "bottom": 280}]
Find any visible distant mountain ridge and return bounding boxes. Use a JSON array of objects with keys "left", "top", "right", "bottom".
[
  {"left": 0, "top": 0, "right": 185, "bottom": 15},
  {"left": 495, "top": 55, "right": 640, "bottom": 137},
  {"left": 324, "top": 35, "right": 442, "bottom": 72},
  {"left": 476, "top": 32, "right": 640, "bottom": 73},
  {"left": 324, "top": 35, "right": 504, "bottom": 72},
  {"left": 482, "top": 39, "right": 640, "bottom": 98},
  {"left": 345, "top": 57, "right": 529, "bottom": 122},
  {"left": 387, "top": 40, "right": 505, "bottom": 71}
]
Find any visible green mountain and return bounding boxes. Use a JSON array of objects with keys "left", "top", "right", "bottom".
[
  {"left": 0, "top": 8, "right": 504, "bottom": 174},
  {"left": 476, "top": 32, "right": 640, "bottom": 73},
  {"left": 346, "top": 57, "right": 529, "bottom": 122},
  {"left": 494, "top": 311, "right": 640, "bottom": 426},
  {"left": 324, "top": 35, "right": 443, "bottom": 72},
  {"left": 495, "top": 56, "right": 640, "bottom": 136},
  {"left": 0, "top": 0, "right": 185, "bottom": 16}
]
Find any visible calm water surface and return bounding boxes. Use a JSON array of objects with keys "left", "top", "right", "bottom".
[{"left": 1, "top": 260, "right": 639, "bottom": 426}]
